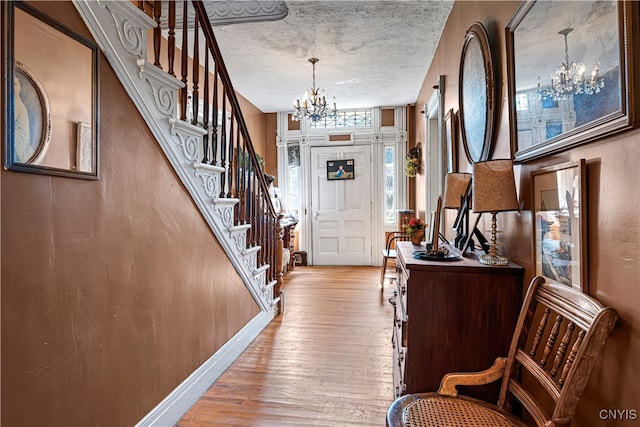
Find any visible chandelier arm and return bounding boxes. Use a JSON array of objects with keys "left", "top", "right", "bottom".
[
  {"left": 564, "top": 33, "right": 570, "bottom": 69},
  {"left": 312, "top": 61, "right": 316, "bottom": 92}
]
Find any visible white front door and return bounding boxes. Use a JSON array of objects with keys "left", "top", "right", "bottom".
[{"left": 310, "top": 145, "right": 372, "bottom": 265}]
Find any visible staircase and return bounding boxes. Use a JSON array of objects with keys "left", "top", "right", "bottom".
[
  {"left": 71, "top": 3, "right": 285, "bottom": 422},
  {"left": 72, "top": 0, "right": 284, "bottom": 316}
]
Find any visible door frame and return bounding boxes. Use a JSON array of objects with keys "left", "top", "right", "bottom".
[
  {"left": 308, "top": 143, "right": 374, "bottom": 265},
  {"left": 276, "top": 107, "right": 407, "bottom": 266},
  {"left": 424, "top": 76, "right": 445, "bottom": 222}
]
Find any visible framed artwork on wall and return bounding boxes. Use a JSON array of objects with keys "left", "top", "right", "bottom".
[
  {"left": 506, "top": 0, "right": 639, "bottom": 162},
  {"left": 531, "top": 160, "right": 587, "bottom": 292},
  {"left": 326, "top": 159, "right": 354, "bottom": 180},
  {"left": 11, "top": 62, "right": 52, "bottom": 166},
  {"left": 3, "top": 1, "right": 99, "bottom": 179},
  {"left": 287, "top": 143, "right": 300, "bottom": 167},
  {"left": 443, "top": 108, "right": 457, "bottom": 173},
  {"left": 459, "top": 22, "right": 496, "bottom": 164}
]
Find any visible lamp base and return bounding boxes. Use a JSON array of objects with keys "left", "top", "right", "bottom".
[{"left": 478, "top": 253, "right": 509, "bottom": 265}]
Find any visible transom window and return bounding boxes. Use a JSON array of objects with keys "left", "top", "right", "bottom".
[{"left": 310, "top": 110, "right": 372, "bottom": 129}]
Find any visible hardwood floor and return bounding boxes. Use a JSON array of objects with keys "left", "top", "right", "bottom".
[{"left": 178, "top": 266, "right": 395, "bottom": 426}]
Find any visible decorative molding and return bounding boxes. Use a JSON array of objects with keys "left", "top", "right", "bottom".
[
  {"left": 135, "top": 310, "right": 274, "bottom": 427},
  {"left": 253, "top": 264, "right": 269, "bottom": 286},
  {"left": 396, "top": 131, "right": 407, "bottom": 143},
  {"left": 264, "top": 280, "right": 277, "bottom": 292},
  {"left": 194, "top": 162, "right": 225, "bottom": 199},
  {"left": 299, "top": 136, "right": 309, "bottom": 145},
  {"left": 101, "top": 0, "right": 155, "bottom": 58},
  {"left": 138, "top": 60, "right": 184, "bottom": 118},
  {"left": 204, "top": 1, "right": 288, "bottom": 25},
  {"left": 212, "top": 199, "right": 239, "bottom": 228},
  {"left": 241, "top": 246, "right": 261, "bottom": 270},
  {"left": 229, "top": 224, "right": 252, "bottom": 251},
  {"left": 371, "top": 132, "right": 382, "bottom": 143},
  {"left": 169, "top": 118, "right": 207, "bottom": 162},
  {"left": 160, "top": 1, "right": 288, "bottom": 29},
  {"left": 276, "top": 136, "right": 286, "bottom": 146}
]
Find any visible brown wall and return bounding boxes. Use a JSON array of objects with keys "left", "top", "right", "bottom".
[
  {"left": 263, "top": 113, "right": 278, "bottom": 178},
  {"left": 413, "top": 1, "right": 639, "bottom": 425},
  {"left": 237, "top": 92, "right": 267, "bottom": 159},
  {"left": 1, "top": 2, "right": 260, "bottom": 425}
]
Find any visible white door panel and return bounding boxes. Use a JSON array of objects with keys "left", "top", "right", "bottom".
[{"left": 311, "top": 145, "right": 372, "bottom": 265}]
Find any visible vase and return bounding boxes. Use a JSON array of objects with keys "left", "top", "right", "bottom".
[{"left": 410, "top": 229, "right": 425, "bottom": 245}]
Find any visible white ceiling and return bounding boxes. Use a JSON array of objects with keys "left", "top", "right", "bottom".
[{"left": 210, "top": 1, "right": 454, "bottom": 113}]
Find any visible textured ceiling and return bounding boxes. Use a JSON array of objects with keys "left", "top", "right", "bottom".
[{"left": 210, "top": 1, "right": 454, "bottom": 113}]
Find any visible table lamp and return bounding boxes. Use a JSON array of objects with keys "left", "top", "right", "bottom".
[
  {"left": 472, "top": 160, "right": 518, "bottom": 265},
  {"left": 443, "top": 172, "right": 472, "bottom": 209}
]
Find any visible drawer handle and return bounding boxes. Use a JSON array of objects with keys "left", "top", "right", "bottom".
[
  {"left": 388, "top": 292, "right": 397, "bottom": 307},
  {"left": 401, "top": 320, "right": 408, "bottom": 347}
]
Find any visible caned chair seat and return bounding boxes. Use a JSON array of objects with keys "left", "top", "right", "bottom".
[
  {"left": 386, "top": 276, "right": 618, "bottom": 427},
  {"left": 389, "top": 393, "right": 525, "bottom": 427}
]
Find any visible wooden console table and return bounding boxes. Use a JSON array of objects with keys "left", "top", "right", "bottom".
[{"left": 390, "top": 242, "right": 523, "bottom": 403}]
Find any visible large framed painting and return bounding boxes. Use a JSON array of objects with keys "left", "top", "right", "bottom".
[
  {"left": 531, "top": 160, "right": 587, "bottom": 292},
  {"left": 3, "top": 2, "right": 99, "bottom": 179},
  {"left": 506, "top": 0, "right": 639, "bottom": 162}
]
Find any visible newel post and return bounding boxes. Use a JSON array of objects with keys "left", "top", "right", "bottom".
[{"left": 275, "top": 214, "right": 285, "bottom": 314}]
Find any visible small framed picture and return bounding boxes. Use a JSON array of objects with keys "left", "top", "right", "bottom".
[
  {"left": 531, "top": 160, "right": 587, "bottom": 292},
  {"left": 326, "top": 159, "right": 354, "bottom": 180},
  {"left": 287, "top": 143, "right": 300, "bottom": 167},
  {"left": 443, "top": 109, "right": 457, "bottom": 173}
]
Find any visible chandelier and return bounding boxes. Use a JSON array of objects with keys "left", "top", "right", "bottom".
[
  {"left": 538, "top": 28, "right": 604, "bottom": 101},
  {"left": 292, "top": 57, "right": 337, "bottom": 122}
]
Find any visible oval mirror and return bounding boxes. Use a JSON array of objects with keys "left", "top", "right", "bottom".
[{"left": 459, "top": 22, "right": 496, "bottom": 164}]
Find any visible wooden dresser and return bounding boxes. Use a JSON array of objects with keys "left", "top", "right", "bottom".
[{"left": 390, "top": 242, "right": 523, "bottom": 403}]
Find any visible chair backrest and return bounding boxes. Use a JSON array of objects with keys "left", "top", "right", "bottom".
[
  {"left": 497, "top": 276, "right": 618, "bottom": 426},
  {"left": 385, "top": 231, "right": 410, "bottom": 251}
]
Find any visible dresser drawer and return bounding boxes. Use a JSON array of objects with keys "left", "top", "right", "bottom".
[
  {"left": 392, "top": 241, "right": 523, "bottom": 401},
  {"left": 394, "top": 266, "right": 407, "bottom": 321}
]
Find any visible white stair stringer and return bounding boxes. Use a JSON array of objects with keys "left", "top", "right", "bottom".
[{"left": 72, "top": 0, "right": 276, "bottom": 315}]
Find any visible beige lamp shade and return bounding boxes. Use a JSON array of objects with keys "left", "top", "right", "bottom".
[
  {"left": 443, "top": 173, "right": 472, "bottom": 209},
  {"left": 472, "top": 160, "right": 518, "bottom": 213}
]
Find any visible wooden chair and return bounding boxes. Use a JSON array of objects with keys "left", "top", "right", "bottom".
[
  {"left": 380, "top": 232, "right": 410, "bottom": 288},
  {"left": 386, "top": 276, "right": 618, "bottom": 426}
]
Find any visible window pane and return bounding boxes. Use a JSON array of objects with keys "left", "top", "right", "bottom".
[
  {"left": 288, "top": 166, "right": 299, "bottom": 218},
  {"left": 384, "top": 146, "right": 395, "bottom": 225}
]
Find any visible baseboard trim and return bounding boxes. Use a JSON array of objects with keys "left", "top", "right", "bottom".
[{"left": 136, "top": 309, "right": 274, "bottom": 427}]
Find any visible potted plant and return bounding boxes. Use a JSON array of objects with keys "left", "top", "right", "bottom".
[
  {"left": 403, "top": 217, "right": 427, "bottom": 245},
  {"left": 405, "top": 143, "right": 422, "bottom": 178}
]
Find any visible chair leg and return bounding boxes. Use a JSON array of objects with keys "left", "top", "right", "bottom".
[{"left": 380, "top": 257, "right": 388, "bottom": 287}]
